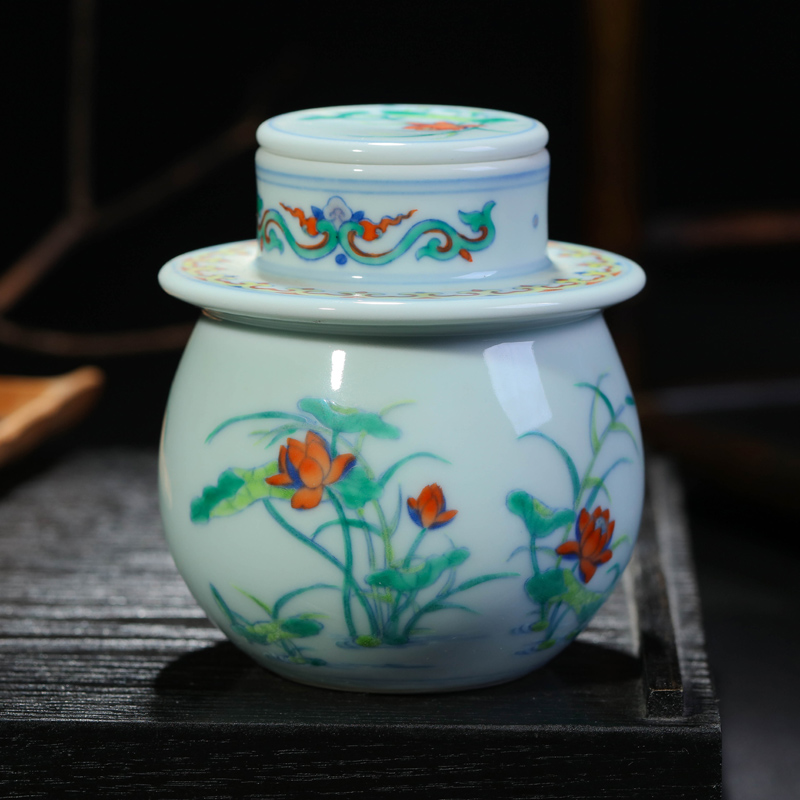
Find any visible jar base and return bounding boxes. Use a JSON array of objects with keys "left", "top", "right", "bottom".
[{"left": 243, "top": 649, "right": 564, "bottom": 694}]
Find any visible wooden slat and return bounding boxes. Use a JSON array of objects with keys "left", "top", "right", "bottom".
[
  {"left": 0, "top": 367, "right": 104, "bottom": 467},
  {"left": 0, "top": 449, "right": 721, "bottom": 798}
]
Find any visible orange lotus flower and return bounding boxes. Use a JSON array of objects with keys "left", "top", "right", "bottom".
[
  {"left": 404, "top": 121, "right": 482, "bottom": 132},
  {"left": 407, "top": 484, "right": 458, "bottom": 529},
  {"left": 266, "top": 431, "right": 355, "bottom": 510},
  {"left": 555, "top": 506, "right": 615, "bottom": 583}
]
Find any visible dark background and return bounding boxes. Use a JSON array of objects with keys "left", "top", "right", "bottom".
[{"left": 2, "top": 2, "right": 798, "bottom": 797}]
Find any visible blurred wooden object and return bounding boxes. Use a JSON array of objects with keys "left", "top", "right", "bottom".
[
  {"left": 584, "top": 0, "right": 642, "bottom": 255},
  {"left": 584, "top": 0, "right": 644, "bottom": 391},
  {"left": 583, "top": 1, "right": 800, "bottom": 508},
  {"left": 0, "top": 367, "right": 104, "bottom": 468},
  {"left": 639, "top": 399, "right": 800, "bottom": 513},
  {"left": 647, "top": 208, "right": 800, "bottom": 249}
]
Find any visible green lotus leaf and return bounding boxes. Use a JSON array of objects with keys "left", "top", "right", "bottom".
[
  {"left": 525, "top": 569, "right": 608, "bottom": 626},
  {"left": 335, "top": 466, "right": 384, "bottom": 509},
  {"left": 190, "top": 462, "right": 293, "bottom": 524},
  {"left": 297, "top": 398, "right": 401, "bottom": 439},
  {"left": 507, "top": 491, "right": 575, "bottom": 539},
  {"left": 366, "top": 548, "right": 470, "bottom": 593},
  {"left": 525, "top": 568, "right": 568, "bottom": 605},
  {"left": 557, "top": 570, "right": 608, "bottom": 625},
  {"left": 279, "top": 618, "right": 324, "bottom": 638}
]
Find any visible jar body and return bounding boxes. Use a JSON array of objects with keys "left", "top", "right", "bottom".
[{"left": 159, "top": 312, "right": 644, "bottom": 692}]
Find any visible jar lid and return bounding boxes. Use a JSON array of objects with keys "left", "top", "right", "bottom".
[
  {"left": 159, "top": 240, "right": 646, "bottom": 336},
  {"left": 160, "top": 103, "right": 646, "bottom": 333},
  {"left": 256, "top": 103, "right": 549, "bottom": 165},
  {"left": 255, "top": 104, "right": 552, "bottom": 288}
]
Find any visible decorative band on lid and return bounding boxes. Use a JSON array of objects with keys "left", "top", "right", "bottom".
[{"left": 254, "top": 104, "right": 550, "bottom": 288}]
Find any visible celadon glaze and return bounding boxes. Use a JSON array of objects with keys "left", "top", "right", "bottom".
[
  {"left": 158, "top": 104, "right": 646, "bottom": 693},
  {"left": 254, "top": 104, "right": 550, "bottom": 287}
]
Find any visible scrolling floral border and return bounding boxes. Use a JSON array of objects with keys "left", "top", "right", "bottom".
[{"left": 174, "top": 242, "right": 627, "bottom": 300}]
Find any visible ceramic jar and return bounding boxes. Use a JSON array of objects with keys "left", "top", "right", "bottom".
[{"left": 158, "top": 104, "right": 646, "bottom": 693}]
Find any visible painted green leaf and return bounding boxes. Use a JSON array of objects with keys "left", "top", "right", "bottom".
[
  {"left": 335, "top": 466, "right": 384, "bottom": 509},
  {"left": 610, "top": 534, "right": 630, "bottom": 552},
  {"left": 205, "top": 411, "right": 309, "bottom": 443},
  {"left": 272, "top": 583, "right": 338, "bottom": 618},
  {"left": 523, "top": 569, "right": 609, "bottom": 627},
  {"left": 451, "top": 572, "right": 518, "bottom": 594},
  {"left": 279, "top": 617, "right": 323, "bottom": 638},
  {"left": 378, "top": 451, "right": 449, "bottom": 488},
  {"left": 518, "top": 431, "right": 581, "bottom": 504},
  {"left": 190, "top": 462, "right": 294, "bottom": 524},
  {"left": 576, "top": 381, "right": 615, "bottom": 418},
  {"left": 191, "top": 471, "right": 244, "bottom": 524},
  {"left": 245, "top": 620, "right": 283, "bottom": 644},
  {"left": 297, "top": 398, "right": 401, "bottom": 439},
  {"left": 556, "top": 570, "right": 608, "bottom": 625},
  {"left": 212, "top": 585, "right": 323, "bottom": 644},
  {"left": 529, "top": 620, "right": 549, "bottom": 632},
  {"left": 366, "top": 548, "right": 470, "bottom": 593},
  {"left": 583, "top": 476, "right": 611, "bottom": 502},
  {"left": 525, "top": 569, "right": 568, "bottom": 605},
  {"left": 312, "top": 518, "right": 381, "bottom": 540},
  {"left": 507, "top": 491, "right": 575, "bottom": 539},
  {"left": 212, "top": 586, "right": 281, "bottom": 645},
  {"left": 415, "top": 600, "right": 477, "bottom": 615},
  {"left": 608, "top": 420, "right": 640, "bottom": 452}
]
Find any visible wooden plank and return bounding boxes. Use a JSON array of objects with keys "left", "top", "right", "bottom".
[
  {"left": 0, "top": 367, "right": 104, "bottom": 467},
  {"left": 0, "top": 449, "right": 721, "bottom": 798},
  {"left": 632, "top": 497, "right": 684, "bottom": 717}
]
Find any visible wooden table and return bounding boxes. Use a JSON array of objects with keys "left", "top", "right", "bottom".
[{"left": 0, "top": 449, "right": 721, "bottom": 798}]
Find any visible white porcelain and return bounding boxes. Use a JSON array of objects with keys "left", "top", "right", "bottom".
[
  {"left": 255, "top": 104, "right": 550, "bottom": 288},
  {"left": 158, "top": 104, "right": 646, "bottom": 693}
]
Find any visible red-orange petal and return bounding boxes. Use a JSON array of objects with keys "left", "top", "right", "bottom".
[
  {"left": 291, "top": 485, "right": 323, "bottom": 510},
  {"left": 298, "top": 456, "right": 325, "bottom": 489},
  {"left": 598, "top": 550, "right": 613, "bottom": 564},
  {"left": 580, "top": 559, "right": 597, "bottom": 582},
  {"left": 556, "top": 541, "right": 580, "bottom": 557},
  {"left": 419, "top": 496, "right": 440, "bottom": 528},
  {"left": 286, "top": 437, "right": 305, "bottom": 469},
  {"left": 304, "top": 431, "right": 331, "bottom": 472},
  {"left": 325, "top": 453, "right": 355, "bottom": 484},
  {"left": 416, "top": 485, "right": 435, "bottom": 509},
  {"left": 277, "top": 444, "right": 288, "bottom": 474},
  {"left": 434, "top": 509, "right": 458, "bottom": 526},
  {"left": 429, "top": 484, "right": 445, "bottom": 508},
  {"left": 583, "top": 528, "right": 603, "bottom": 557},
  {"left": 266, "top": 473, "right": 294, "bottom": 486}
]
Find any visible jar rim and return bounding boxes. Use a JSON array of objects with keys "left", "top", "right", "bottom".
[{"left": 158, "top": 240, "right": 645, "bottom": 336}]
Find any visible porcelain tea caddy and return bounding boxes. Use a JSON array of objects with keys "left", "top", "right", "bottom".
[{"left": 158, "top": 104, "right": 646, "bottom": 693}]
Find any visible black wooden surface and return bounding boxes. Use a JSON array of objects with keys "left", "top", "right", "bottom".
[{"left": 0, "top": 449, "right": 721, "bottom": 798}]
